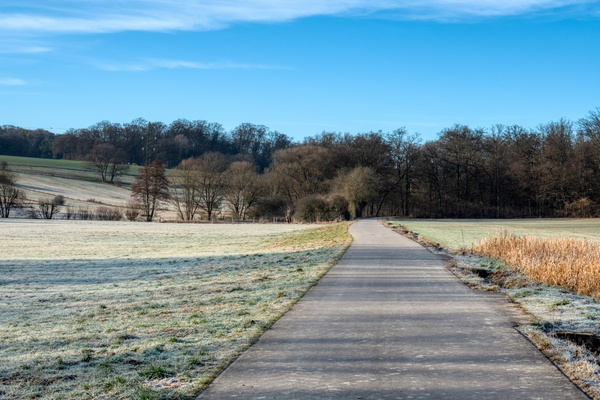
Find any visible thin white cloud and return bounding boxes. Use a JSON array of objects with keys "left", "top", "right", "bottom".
[
  {"left": 0, "top": 0, "right": 597, "bottom": 35},
  {"left": 0, "top": 45, "right": 54, "bottom": 54},
  {"left": 378, "top": 0, "right": 598, "bottom": 19},
  {"left": 0, "top": 78, "right": 27, "bottom": 86},
  {"left": 97, "top": 58, "right": 292, "bottom": 72},
  {"left": 18, "top": 46, "right": 53, "bottom": 54}
]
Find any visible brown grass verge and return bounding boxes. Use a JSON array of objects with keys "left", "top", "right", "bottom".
[{"left": 472, "top": 231, "right": 600, "bottom": 299}]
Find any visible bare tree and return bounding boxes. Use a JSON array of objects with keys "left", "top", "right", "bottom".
[
  {"left": 577, "top": 109, "right": 600, "bottom": 199},
  {"left": 0, "top": 161, "right": 25, "bottom": 218},
  {"left": 386, "top": 129, "right": 421, "bottom": 216},
  {"left": 223, "top": 161, "right": 263, "bottom": 220},
  {"left": 51, "top": 132, "right": 79, "bottom": 160},
  {"left": 195, "top": 152, "right": 228, "bottom": 220},
  {"left": 38, "top": 195, "right": 65, "bottom": 219},
  {"left": 578, "top": 108, "right": 600, "bottom": 143},
  {"left": 538, "top": 119, "right": 576, "bottom": 213},
  {"left": 269, "top": 145, "right": 334, "bottom": 218},
  {"left": 131, "top": 161, "right": 170, "bottom": 222},
  {"left": 170, "top": 157, "right": 202, "bottom": 221},
  {"left": 85, "top": 143, "right": 130, "bottom": 183},
  {"left": 505, "top": 127, "right": 544, "bottom": 217}
]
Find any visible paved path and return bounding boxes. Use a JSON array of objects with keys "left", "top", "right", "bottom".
[{"left": 198, "top": 220, "right": 588, "bottom": 399}]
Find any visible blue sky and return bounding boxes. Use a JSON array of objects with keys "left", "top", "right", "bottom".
[{"left": 1, "top": 1, "right": 600, "bottom": 141}]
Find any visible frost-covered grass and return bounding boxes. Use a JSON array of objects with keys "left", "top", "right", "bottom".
[
  {"left": 16, "top": 173, "right": 133, "bottom": 209},
  {"left": 0, "top": 220, "right": 352, "bottom": 399},
  {"left": 387, "top": 218, "right": 600, "bottom": 250},
  {"left": 519, "top": 325, "right": 600, "bottom": 399},
  {"left": 0, "top": 154, "right": 136, "bottom": 210}
]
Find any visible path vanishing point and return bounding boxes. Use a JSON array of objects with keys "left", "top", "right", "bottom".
[{"left": 199, "top": 219, "right": 589, "bottom": 399}]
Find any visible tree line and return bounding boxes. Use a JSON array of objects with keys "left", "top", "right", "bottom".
[
  {"left": 0, "top": 119, "right": 291, "bottom": 170},
  {"left": 2, "top": 109, "right": 600, "bottom": 220}
]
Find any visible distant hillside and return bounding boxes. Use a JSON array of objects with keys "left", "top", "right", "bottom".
[{"left": 0, "top": 155, "right": 141, "bottom": 215}]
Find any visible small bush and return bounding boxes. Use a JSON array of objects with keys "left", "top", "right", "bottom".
[
  {"left": 63, "top": 207, "right": 75, "bottom": 220},
  {"left": 26, "top": 207, "right": 40, "bottom": 219},
  {"left": 125, "top": 200, "right": 141, "bottom": 221},
  {"left": 77, "top": 206, "right": 93, "bottom": 220},
  {"left": 295, "top": 195, "right": 334, "bottom": 222},
  {"left": 95, "top": 206, "right": 123, "bottom": 221},
  {"left": 249, "top": 196, "right": 288, "bottom": 220},
  {"left": 328, "top": 194, "right": 350, "bottom": 221}
]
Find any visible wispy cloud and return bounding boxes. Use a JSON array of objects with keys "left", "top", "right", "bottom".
[
  {"left": 383, "top": 0, "right": 599, "bottom": 20},
  {"left": 97, "top": 58, "right": 292, "bottom": 72},
  {"left": 0, "top": 45, "right": 54, "bottom": 54},
  {"left": 0, "top": 0, "right": 597, "bottom": 35},
  {"left": 0, "top": 78, "right": 27, "bottom": 86},
  {"left": 17, "top": 46, "right": 53, "bottom": 54}
]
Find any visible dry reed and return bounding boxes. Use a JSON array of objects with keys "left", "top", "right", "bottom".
[{"left": 472, "top": 231, "right": 600, "bottom": 299}]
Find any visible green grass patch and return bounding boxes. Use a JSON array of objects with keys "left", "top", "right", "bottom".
[{"left": 0, "top": 154, "right": 90, "bottom": 171}]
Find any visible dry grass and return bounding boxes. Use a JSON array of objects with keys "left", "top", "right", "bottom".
[
  {"left": 0, "top": 220, "right": 352, "bottom": 400},
  {"left": 472, "top": 231, "right": 600, "bottom": 299}
]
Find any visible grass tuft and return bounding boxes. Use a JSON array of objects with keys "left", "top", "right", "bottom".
[{"left": 138, "top": 364, "right": 171, "bottom": 379}]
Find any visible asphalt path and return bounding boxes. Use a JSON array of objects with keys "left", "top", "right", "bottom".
[{"left": 198, "top": 219, "right": 589, "bottom": 399}]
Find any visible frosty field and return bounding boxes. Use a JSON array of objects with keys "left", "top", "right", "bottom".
[
  {"left": 387, "top": 218, "right": 600, "bottom": 250},
  {"left": 0, "top": 155, "right": 136, "bottom": 213},
  {"left": 0, "top": 220, "right": 352, "bottom": 399}
]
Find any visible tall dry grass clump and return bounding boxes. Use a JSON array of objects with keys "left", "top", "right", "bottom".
[{"left": 472, "top": 231, "right": 600, "bottom": 298}]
